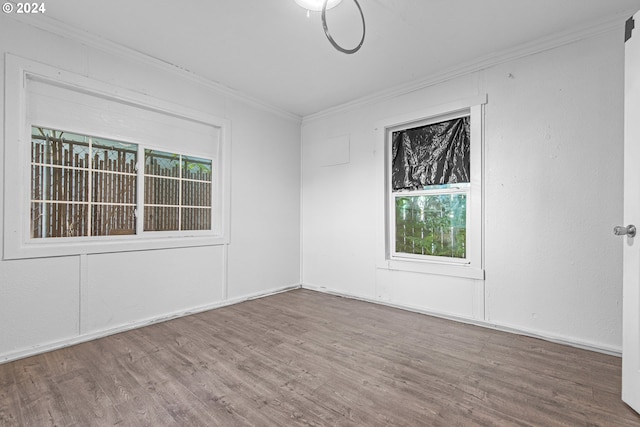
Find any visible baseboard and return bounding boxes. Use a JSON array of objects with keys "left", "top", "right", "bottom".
[
  {"left": 0, "top": 283, "right": 301, "bottom": 364},
  {"left": 2, "top": 282, "right": 619, "bottom": 364},
  {"left": 301, "top": 283, "right": 622, "bottom": 357}
]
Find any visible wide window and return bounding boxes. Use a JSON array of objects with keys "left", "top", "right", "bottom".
[
  {"left": 377, "top": 96, "right": 485, "bottom": 279},
  {"left": 4, "top": 55, "right": 230, "bottom": 259}
]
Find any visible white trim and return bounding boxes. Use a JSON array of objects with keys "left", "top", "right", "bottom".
[
  {"left": 301, "top": 284, "right": 622, "bottom": 357},
  {"left": 0, "top": 283, "right": 302, "bottom": 364},
  {"left": 375, "top": 95, "right": 486, "bottom": 279},
  {"left": 0, "top": 283, "right": 620, "bottom": 363},
  {"left": 303, "top": 12, "right": 632, "bottom": 123},
  {"left": 3, "top": 54, "right": 232, "bottom": 259}
]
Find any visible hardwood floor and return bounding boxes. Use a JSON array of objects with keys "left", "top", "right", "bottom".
[{"left": 1, "top": 289, "right": 639, "bottom": 426}]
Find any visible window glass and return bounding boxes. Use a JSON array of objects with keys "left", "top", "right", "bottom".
[
  {"left": 144, "top": 206, "right": 179, "bottom": 231},
  {"left": 91, "top": 138, "right": 137, "bottom": 235},
  {"left": 30, "top": 126, "right": 137, "bottom": 238},
  {"left": 143, "top": 149, "right": 213, "bottom": 232}
]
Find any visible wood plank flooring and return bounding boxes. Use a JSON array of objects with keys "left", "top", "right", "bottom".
[{"left": 1, "top": 289, "right": 639, "bottom": 426}]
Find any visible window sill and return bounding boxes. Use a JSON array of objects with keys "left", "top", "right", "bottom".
[{"left": 378, "top": 258, "right": 485, "bottom": 280}]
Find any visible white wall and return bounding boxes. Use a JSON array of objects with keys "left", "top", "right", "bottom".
[
  {"left": 0, "top": 15, "right": 625, "bottom": 361},
  {"left": 0, "top": 16, "right": 301, "bottom": 362},
  {"left": 301, "top": 29, "right": 624, "bottom": 352}
]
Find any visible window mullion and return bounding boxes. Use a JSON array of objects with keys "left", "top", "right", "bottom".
[
  {"left": 136, "top": 145, "right": 144, "bottom": 235},
  {"left": 178, "top": 154, "right": 183, "bottom": 231},
  {"left": 87, "top": 136, "right": 93, "bottom": 237}
]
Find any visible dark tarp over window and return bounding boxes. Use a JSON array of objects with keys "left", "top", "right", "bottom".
[{"left": 391, "top": 116, "right": 470, "bottom": 191}]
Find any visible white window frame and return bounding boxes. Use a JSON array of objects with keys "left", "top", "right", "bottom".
[
  {"left": 3, "top": 54, "right": 231, "bottom": 259},
  {"left": 376, "top": 95, "right": 486, "bottom": 279}
]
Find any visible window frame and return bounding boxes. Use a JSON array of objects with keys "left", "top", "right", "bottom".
[
  {"left": 4, "top": 54, "right": 231, "bottom": 260},
  {"left": 376, "top": 95, "right": 486, "bottom": 279}
]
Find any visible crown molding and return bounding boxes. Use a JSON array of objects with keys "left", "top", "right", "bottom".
[
  {"left": 7, "top": 7, "right": 635, "bottom": 126},
  {"left": 302, "top": 10, "right": 635, "bottom": 124},
  {"left": 7, "top": 14, "right": 302, "bottom": 123}
]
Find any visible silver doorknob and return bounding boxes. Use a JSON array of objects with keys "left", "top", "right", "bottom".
[{"left": 614, "top": 225, "right": 636, "bottom": 237}]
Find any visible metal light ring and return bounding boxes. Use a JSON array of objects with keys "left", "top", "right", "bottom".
[{"left": 321, "top": 0, "right": 366, "bottom": 54}]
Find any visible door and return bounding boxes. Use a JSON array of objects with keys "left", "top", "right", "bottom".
[{"left": 623, "top": 12, "right": 640, "bottom": 414}]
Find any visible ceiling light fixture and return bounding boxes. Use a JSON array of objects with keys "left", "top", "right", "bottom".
[
  {"left": 295, "top": 0, "right": 342, "bottom": 12},
  {"left": 296, "top": 0, "right": 366, "bottom": 55}
]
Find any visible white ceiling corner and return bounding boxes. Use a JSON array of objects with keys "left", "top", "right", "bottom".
[{"left": 9, "top": 0, "right": 640, "bottom": 118}]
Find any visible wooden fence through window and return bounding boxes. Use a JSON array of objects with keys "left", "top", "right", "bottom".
[{"left": 30, "top": 131, "right": 213, "bottom": 238}]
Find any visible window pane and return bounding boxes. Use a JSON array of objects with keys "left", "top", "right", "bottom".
[
  {"left": 395, "top": 194, "right": 467, "bottom": 258},
  {"left": 144, "top": 177, "right": 180, "bottom": 205},
  {"left": 31, "top": 202, "right": 89, "bottom": 238},
  {"left": 92, "top": 172, "right": 137, "bottom": 205},
  {"left": 91, "top": 138, "right": 137, "bottom": 172},
  {"left": 32, "top": 166, "right": 88, "bottom": 202},
  {"left": 92, "top": 205, "right": 136, "bottom": 236},
  {"left": 182, "top": 181, "right": 211, "bottom": 207},
  {"left": 29, "top": 127, "right": 218, "bottom": 238},
  {"left": 31, "top": 127, "right": 89, "bottom": 168},
  {"left": 182, "top": 155, "right": 212, "bottom": 181},
  {"left": 145, "top": 149, "right": 180, "bottom": 177},
  {"left": 392, "top": 116, "right": 470, "bottom": 191},
  {"left": 31, "top": 126, "right": 139, "bottom": 239},
  {"left": 181, "top": 207, "right": 212, "bottom": 231},
  {"left": 144, "top": 206, "right": 179, "bottom": 231}
]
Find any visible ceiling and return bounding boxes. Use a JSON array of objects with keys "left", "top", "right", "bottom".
[{"left": 37, "top": 0, "right": 640, "bottom": 117}]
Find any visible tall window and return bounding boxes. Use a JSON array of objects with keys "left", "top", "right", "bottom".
[
  {"left": 30, "top": 126, "right": 214, "bottom": 239},
  {"left": 390, "top": 115, "right": 470, "bottom": 261},
  {"left": 31, "top": 127, "right": 137, "bottom": 238},
  {"left": 380, "top": 98, "right": 484, "bottom": 278}
]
